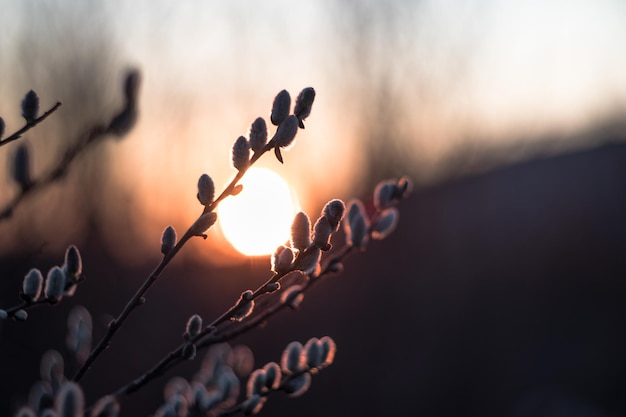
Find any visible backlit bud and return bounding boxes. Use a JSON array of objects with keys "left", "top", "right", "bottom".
[
  {"left": 14, "top": 309, "right": 28, "bottom": 321},
  {"left": 371, "top": 208, "right": 399, "bottom": 240},
  {"left": 182, "top": 343, "right": 197, "bottom": 360},
  {"left": 312, "top": 216, "right": 332, "bottom": 251},
  {"left": 190, "top": 212, "right": 218, "bottom": 236},
  {"left": 294, "top": 247, "right": 321, "bottom": 275},
  {"left": 271, "top": 246, "right": 294, "bottom": 274},
  {"left": 66, "top": 305, "right": 92, "bottom": 364},
  {"left": 249, "top": 117, "right": 268, "bottom": 153},
  {"left": 280, "top": 285, "right": 304, "bottom": 309},
  {"left": 55, "top": 382, "right": 84, "bottom": 417},
  {"left": 304, "top": 337, "right": 323, "bottom": 369},
  {"left": 318, "top": 336, "right": 337, "bottom": 367},
  {"left": 246, "top": 369, "right": 267, "bottom": 397},
  {"left": 283, "top": 373, "right": 311, "bottom": 397},
  {"left": 21, "top": 90, "right": 39, "bottom": 123},
  {"left": 242, "top": 394, "right": 266, "bottom": 416},
  {"left": 231, "top": 300, "right": 254, "bottom": 322},
  {"left": 281, "top": 341, "right": 304, "bottom": 374},
  {"left": 290, "top": 212, "right": 311, "bottom": 252},
  {"left": 22, "top": 268, "right": 43, "bottom": 301},
  {"left": 185, "top": 314, "right": 202, "bottom": 338},
  {"left": 232, "top": 136, "right": 250, "bottom": 171},
  {"left": 294, "top": 87, "right": 315, "bottom": 128},
  {"left": 45, "top": 266, "right": 66, "bottom": 303},
  {"left": 270, "top": 90, "right": 291, "bottom": 126},
  {"left": 12, "top": 143, "right": 31, "bottom": 190},
  {"left": 197, "top": 174, "right": 215, "bottom": 206},
  {"left": 63, "top": 245, "right": 82, "bottom": 281},
  {"left": 345, "top": 200, "right": 370, "bottom": 250},
  {"left": 161, "top": 226, "right": 176, "bottom": 255},
  {"left": 323, "top": 199, "right": 346, "bottom": 231},
  {"left": 263, "top": 362, "right": 282, "bottom": 390},
  {"left": 274, "top": 115, "right": 298, "bottom": 149}
]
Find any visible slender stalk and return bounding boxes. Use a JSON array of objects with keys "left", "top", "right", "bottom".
[
  {"left": 0, "top": 102, "right": 62, "bottom": 147},
  {"left": 101, "top": 244, "right": 354, "bottom": 401},
  {"left": 74, "top": 136, "right": 282, "bottom": 382}
]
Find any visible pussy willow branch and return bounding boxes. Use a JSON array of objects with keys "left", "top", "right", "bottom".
[
  {"left": 217, "top": 369, "right": 315, "bottom": 417},
  {"left": 103, "top": 244, "right": 354, "bottom": 401},
  {"left": 0, "top": 101, "right": 62, "bottom": 147},
  {"left": 73, "top": 136, "right": 281, "bottom": 383},
  {"left": 0, "top": 123, "right": 120, "bottom": 221},
  {"left": 3, "top": 276, "right": 85, "bottom": 319}
]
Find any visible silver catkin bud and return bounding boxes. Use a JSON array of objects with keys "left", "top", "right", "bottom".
[
  {"left": 280, "top": 285, "right": 304, "bottom": 309},
  {"left": 64, "top": 245, "right": 82, "bottom": 280},
  {"left": 281, "top": 341, "right": 304, "bottom": 374},
  {"left": 271, "top": 246, "right": 294, "bottom": 274},
  {"left": 163, "top": 377, "right": 191, "bottom": 402},
  {"left": 55, "top": 382, "right": 85, "bottom": 417},
  {"left": 246, "top": 369, "right": 267, "bottom": 397},
  {"left": 345, "top": 200, "right": 370, "bottom": 251},
  {"left": 371, "top": 207, "right": 399, "bottom": 240},
  {"left": 294, "top": 87, "right": 315, "bottom": 128},
  {"left": 263, "top": 362, "right": 282, "bottom": 390},
  {"left": 304, "top": 337, "right": 323, "bottom": 369},
  {"left": 66, "top": 305, "right": 92, "bottom": 364},
  {"left": 12, "top": 143, "right": 31, "bottom": 190},
  {"left": 45, "top": 266, "right": 67, "bottom": 303},
  {"left": 197, "top": 174, "right": 215, "bottom": 206},
  {"left": 373, "top": 180, "right": 397, "bottom": 211},
  {"left": 318, "top": 336, "right": 337, "bottom": 367},
  {"left": 21, "top": 90, "right": 39, "bottom": 123},
  {"left": 283, "top": 373, "right": 311, "bottom": 398},
  {"left": 273, "top": 115, "right": 298, "bottom": 149},
  {"left": 249, "top": 117, "right": 268, "bottom": 153},
  {"left": 182, "top": 343, "right": 197, "bottom": 360},
  {"left": 22, "top": 268, "right": 44, "bottom": 301},
  {"left": 290, "top": 212, "right": 311, "bottom": 252},
  {"left": 312, "top": 216, "right": 332, "bottom": 251},
  {"left": 270, "top": 89, "right": 291, "bottom": 126},
  {"left": 295, "top": 247, "right": 321, "bottom": 275},
  {"left": 89, "top": 395, "right": 120, "bottom": 417},
  {"left": 40, "top": 349, "right": 64, "bottom": 387},
  {"left": 242, "top": 394, "right": 266, "bottom": 416},
  {"left": 14, "top": 309, "right": 28, "bottom": 321},
  {"left": 161, "top": 226, "right": 177, "bottom": 255},
  {"left": 185, "top": 314, "right": 202, "bottom": 338},
  {"left": 191, "top": 212, "right": 218, "bottom": 236},
  {"left": 231, "top": 300, "right": 254, "bottom": 322},
  {"left": 0, "top": 309, "right": 7, "bottom": 319},
  {"left": 232, "top": 136, "right": 250, "bottom": 171},
  {"left": 322, "top": 199, "right": 346, "bottom": 232},
  {"left": 397, "top": 176, "right": 413, "bottom": 198}
]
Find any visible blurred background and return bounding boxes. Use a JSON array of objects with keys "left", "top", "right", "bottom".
[{"left": 1, "top": 0, "right": 626, "bottom": 416}]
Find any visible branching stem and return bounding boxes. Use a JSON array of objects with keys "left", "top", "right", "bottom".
[
  {"left": 74, "top": 135, "right": 283, "bottom": 382},
  {"left": 0, "top": 102, "right": 62, "bottom": 147}
]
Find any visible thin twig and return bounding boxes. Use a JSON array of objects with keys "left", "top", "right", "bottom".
[
  {"left": 101, "top": 244, "right": 354, "bottom": 401},
  {"left": 0, "top": 102, "right": 62, "bottom": 147},
  {"left": 73, "top": 135, "right": 284, "bottom": 383},
  {"left": 0, "top": 124, "right": 109, "bottom": 220}
]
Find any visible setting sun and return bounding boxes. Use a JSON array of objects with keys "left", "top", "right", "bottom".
[{"left": 218, "top": 168, "right": 300, "bottom": 256}]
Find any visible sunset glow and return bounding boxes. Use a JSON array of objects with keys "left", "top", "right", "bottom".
[{"left": 218, "top": 168, "right": 299, "bottom": 256}]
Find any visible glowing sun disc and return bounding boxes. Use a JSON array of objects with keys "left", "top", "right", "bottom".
[{"left": 218, "top": 168, "right": 299, "bottom": 256}]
